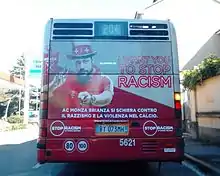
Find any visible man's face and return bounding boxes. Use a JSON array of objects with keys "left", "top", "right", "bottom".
[
  {"left": 75, "top": 57, "right": 93, "bottom": 74},
  {"left": 74, "top": 57, "right": 93, "bottom": 84}
]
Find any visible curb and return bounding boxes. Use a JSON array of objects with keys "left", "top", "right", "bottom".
[{"left": 184, "top": 153, "right": 220, "bottom": 175}]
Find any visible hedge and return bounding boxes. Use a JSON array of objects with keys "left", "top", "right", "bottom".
[{"left": 182, "top": 55, "right": 220, "bottom": 90}]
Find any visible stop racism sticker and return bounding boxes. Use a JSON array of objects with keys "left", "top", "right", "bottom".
[
  {"left": 50, "top": 120, "right": 65, "bottom": 136},
  {"left": 143, "top": 120, "right": 174, "bottom": 136},
  {"left": 143, "top": 120, "right": 158, "bottom": 136}
]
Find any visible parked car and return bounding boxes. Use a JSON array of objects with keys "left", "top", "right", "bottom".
[{"left": 28, "top": 111, "right": 39, "bottom": 125}]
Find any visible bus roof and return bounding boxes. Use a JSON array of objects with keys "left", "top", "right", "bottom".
[
  {"left": 46, "top": 18, "right": 172, "bottom": 25},
  {"left": 44, "top": 18, "right": 176, "bottom": 41}
]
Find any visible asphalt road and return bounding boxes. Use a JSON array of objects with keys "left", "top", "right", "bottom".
[{"left": 0, "top": 128, "right": 198, "bottom": 176}]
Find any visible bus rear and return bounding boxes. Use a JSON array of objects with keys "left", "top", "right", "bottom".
[{"left": 37, "top": 18, "right": 184, "bottom": 163}]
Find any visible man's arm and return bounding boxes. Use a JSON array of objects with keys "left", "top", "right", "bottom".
[
  {"left": 49, "top": 90, "right": 68, "bottom": 108},
  {"left": 91, "top": 75, "right": 114, "bottom": 107},
  {"left": 43, "top": 83, "right": 68, "bottom": 108}
]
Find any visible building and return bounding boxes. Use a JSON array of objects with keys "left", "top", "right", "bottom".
[
  {"left": 0, "top": 72, "right": 24, "bottom": 90},
  {"left": 182, "top": 30, "right": 220, "bottom": 70},
  {"left": 182, "top": 29, "right": 220, "bottom": 142}
]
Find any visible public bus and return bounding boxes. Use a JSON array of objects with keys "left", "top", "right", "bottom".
[{"left": 37, "top": 18, "right": 184, "bottom": 164}]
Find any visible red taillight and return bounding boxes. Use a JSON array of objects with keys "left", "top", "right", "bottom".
[
  {"left": 39, "top": 128, "right": 47, "bottom": 137},
  {"left": 165, "top": 143, "right": 174, "bottom": 147},
  {"left": 39, "top": 91, "right": 48, "bottom": 138},
  {"left": 174, "top": 92, "right": 181, "bottom": 109},
  {"left": 174, "top": 92, "right": 181, "bottom": 118},
  {"left": 175, "top": 101, "right": 181, "bottom": 110},
  {"left": 39, "top": 119, "right": 47, "bottom": 137},
  {"left": 40, "top": 102, "right": 48, "bottom": 109}
]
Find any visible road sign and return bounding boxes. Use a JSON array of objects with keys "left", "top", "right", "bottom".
[{"left": 29, "top": 60, "right": 42, "bottom": 77}]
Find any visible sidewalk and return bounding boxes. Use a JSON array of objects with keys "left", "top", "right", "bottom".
[
  {"left": 184, "top": 133, "right": 220, "bottom": 169},
  {"left": 0, "top": 124, "right": 39, "bottom": 145}
]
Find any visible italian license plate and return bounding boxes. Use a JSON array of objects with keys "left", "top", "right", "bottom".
[
  {"left": 164, "top": 148, "right": 176, "bottom": 153},
  {"left": 95, "top": 124, "right": 129, "bottom": 135}
]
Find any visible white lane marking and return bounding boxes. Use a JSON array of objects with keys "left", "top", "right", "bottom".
[
  {"left": 32, "top": 163, "right": 42, "bottom": 169},
  {"left": 182, "top": 161, "right": 206, "bottom": 176}
]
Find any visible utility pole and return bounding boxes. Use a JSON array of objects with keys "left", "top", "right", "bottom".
[
  {"left": 14, "top": 64, "right": 24, "bottom": 119},
  {"left": 23, "top": 54, "right": 29, "bottom": 125},
  {"left": 18, "top": 67, "right": 22, "bottom": 118}
]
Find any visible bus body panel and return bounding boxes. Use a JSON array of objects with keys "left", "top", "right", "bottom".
[
  {"left": 47, "top": 119, "right": 180, "bottom": 138},
  {"left": 37, "top": 18, "right": 184, "bottom": 164},
  {"left": 43, "top": 138, "right": 183, "bottom": 162},
  {"left": 47, "top": 40, "right": 175, "bottom": 117}
]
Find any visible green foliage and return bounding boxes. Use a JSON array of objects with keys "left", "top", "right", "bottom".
[
  {"left": 7, "top": 115, "right": 24, "bottom": 124},
  {"left": 9, "top": 55, "right": 25, "bottom": 79},
  {"left": 4, "top": 89, "right": 25, "bottom": 117},
  {"left": 182, "top": 54, "right": 220, "bottom": 90},
  {"left": 0, "top": 88, "right": 9, "bottom": 102},
  {"left": 0, "top": 119, "right": 26, "bottom": 132},
  {"left": 0, "top": 89, "right": 10, "bottom": 117}
]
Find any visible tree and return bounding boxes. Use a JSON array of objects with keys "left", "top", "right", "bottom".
[
  {"left": 0, "top": 88, "right": 10, "bottom": 117},
  {"left": 3, "top": 55, "right": 26, "bottom": 118},
  {"left": 9, "top": 55, "right": 25, "bottom": 79},
  {"left": 2, "top": 55, "right": 40, "bottom": 119}
]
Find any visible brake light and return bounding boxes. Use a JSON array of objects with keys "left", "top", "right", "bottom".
[
  {"left": 174, "top": 92, "right": 181, "bottom": 118},
  {"left": 39, "top": 91, "right": 48, "bottom": 138},
  {"left": 175, "top": 101, "right": 181, "bottom": 110},
  {"left": 165, "top": 143, "right": 174, "bottom": 147},
  {"left": 39, "top": 128, "right": 47, "bottom": 137},
  {"left": 39, "top": 119, "right": 47, "bottom": 137}
]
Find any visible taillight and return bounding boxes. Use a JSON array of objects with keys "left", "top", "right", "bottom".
[
  {"left": 37, "top": 138, "right": 46, "bottom": 149},
  {"left": 39, "top": 119, "right": 47, "bottom": 137},
  {"left": 165, "top": 143, "right": 174, "bottom": 148},
  {"left": 38, "top": 91, "right": 48, "bottom": 139},
  {"left": 175, "top": 101, "right": 181, "bottom": 110},
  {"left": 174, "top": 92, "right": 181, "bottom": 118},
  {"left": 37, "top": 104, "right": 47, "bottom": 149}
]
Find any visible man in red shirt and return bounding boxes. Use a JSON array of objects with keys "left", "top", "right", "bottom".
[{"left": 45, "top": 44, "right": 114, "bottom": 109}]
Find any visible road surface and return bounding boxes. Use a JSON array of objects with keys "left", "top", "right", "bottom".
[{"left": 0, "top": 128, "right": 198, "bottom": 176}]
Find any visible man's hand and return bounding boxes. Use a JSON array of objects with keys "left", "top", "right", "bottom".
[{"left": 78, "top": 92, "right": 92, "bottom": 106}]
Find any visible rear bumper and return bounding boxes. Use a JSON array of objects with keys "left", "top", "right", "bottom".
[{"left": 37, "top": 137, "right": 184, "bottom": 163}]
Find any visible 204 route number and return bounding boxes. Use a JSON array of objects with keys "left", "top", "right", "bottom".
[{"left": 119, "top": 138, "right": 135, "bottom": 147}]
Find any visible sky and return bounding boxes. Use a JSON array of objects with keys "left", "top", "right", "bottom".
[
  {"left": 141, "top": 0, "right": 220, "bottom": 68},
  {"left": 0, "top": 0, "right": 219, "bottom": 86}
]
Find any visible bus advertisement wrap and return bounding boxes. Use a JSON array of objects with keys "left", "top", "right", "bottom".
[{"left": 44, "top": 41, "right": 175, "bottom": 120}]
